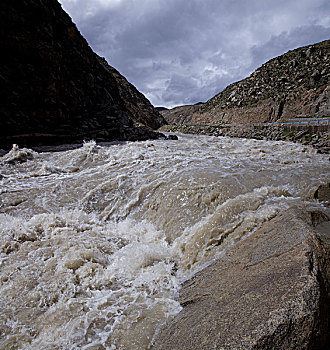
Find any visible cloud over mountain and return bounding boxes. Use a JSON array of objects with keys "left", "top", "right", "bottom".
[{"left": 59, "top": 0, "right": 330, "bottom": 107}]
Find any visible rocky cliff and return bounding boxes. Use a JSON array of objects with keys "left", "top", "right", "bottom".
[
  {"left": 162, "top": 40, "right": 329, "bottom": 125},
  {"left": 153, "top": 206, "right": 330, "bottom": 350},
  {"left": 0, "top": 0, "right": 166, "bottom": 149}
]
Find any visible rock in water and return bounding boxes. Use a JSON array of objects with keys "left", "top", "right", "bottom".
[
  {"left": 152, "top": 207, "right": 330, "bottom": 349},
  {"left": 0, "top": 0, "right": 166, "bottom": 149},
  {"left": 314, "top": 183, "right": 330, "bottom": 207}
]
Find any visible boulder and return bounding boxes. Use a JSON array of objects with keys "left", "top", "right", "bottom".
[
  {"left": 152, "top": 207, "right": 330, "bottom": 349},
  {"left": 314, "top": 184, "right": 330, "bottom": 206}
]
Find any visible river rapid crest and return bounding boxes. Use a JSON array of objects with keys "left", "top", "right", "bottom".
[{"left": 0, "top": 134, "right": 329, "bottom": 349}]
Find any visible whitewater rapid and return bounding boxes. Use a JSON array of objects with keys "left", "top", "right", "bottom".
[{"left": 0, "top": 134, "right": 329, "bottom": 349}]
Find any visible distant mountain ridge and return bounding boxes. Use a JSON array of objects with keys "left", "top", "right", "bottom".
[
  {"left": 0, "top": 0, "right": 166, "bottom": 149},
  {"left": 161, "top": 40, "right": 329, "bottom": 125}
]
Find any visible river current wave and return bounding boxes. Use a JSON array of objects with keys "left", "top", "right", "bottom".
[{"left": 0, "top": 134, "right": 329, "bottom": 349}]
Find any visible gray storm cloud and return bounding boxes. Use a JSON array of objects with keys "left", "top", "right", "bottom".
[{"left": 59, "top": 0, "right": 330, "bottom": 107}]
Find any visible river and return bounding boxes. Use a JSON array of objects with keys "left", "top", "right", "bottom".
[{"left": 0, "top": 134, "right": 329, "bottom": 349}]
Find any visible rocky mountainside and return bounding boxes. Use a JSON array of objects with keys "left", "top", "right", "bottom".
[
  {"left": 160, "top": 104, "right": 201, "bottom": 124},
  {"left": 162, "top": 40, "right": 329, "bottom": 124},
  {"left": 0, "top": 0, "right": 166, "bottom": 149}
]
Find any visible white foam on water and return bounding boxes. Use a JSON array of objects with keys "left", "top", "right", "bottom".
[
  {"left": 171, "top": 184, "right": 301, "bottom": 276},
  {"left": 0, "top": 210, "right": 181, "bottom": 349},
  {"left": 0, "top": 144, "right": 37, "bottom": 165},
  {"left": 0, "top": 135, "right": 329, "bottom": 349}
]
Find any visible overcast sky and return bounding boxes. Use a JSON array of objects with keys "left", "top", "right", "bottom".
[{"left": 58, "top": 0, "right": 329, "bottom": 108}]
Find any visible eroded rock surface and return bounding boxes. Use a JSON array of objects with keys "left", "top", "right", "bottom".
[
  {"left": 153, "top": 207, "right": 330, "bottom": 349},
  {"left": 0, "top": 0, "right": 166, "bottom": 149}
]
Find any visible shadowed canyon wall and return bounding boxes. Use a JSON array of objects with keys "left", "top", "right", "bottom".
[{"left": 0, "top": 0, "right": 166, "bottom": 149}]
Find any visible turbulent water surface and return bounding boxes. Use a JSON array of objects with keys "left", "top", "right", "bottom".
[{"left": 0, "top": 134, "right": 329, "bottom": 349}]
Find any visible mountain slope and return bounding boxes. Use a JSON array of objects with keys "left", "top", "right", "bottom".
[
  {"left": 0, "top": 0, "right": 166, "bottom": 149},
  {"left": 162, "top": 40, "right": 329, "bottom": 125}
]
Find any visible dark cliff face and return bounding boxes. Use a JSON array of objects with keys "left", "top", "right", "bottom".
[
  {"left": 0, "top": 0, "right": 166, "bottom": 149},
  {"left": 162, "top": 40, "right": 330, "bottom": 125}
]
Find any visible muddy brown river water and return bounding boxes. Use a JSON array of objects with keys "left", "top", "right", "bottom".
[{"left": 0, "top": 134, "right": 329, "bottom": 349}]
